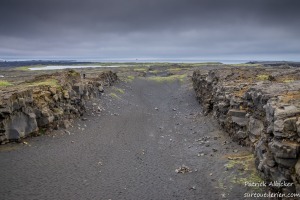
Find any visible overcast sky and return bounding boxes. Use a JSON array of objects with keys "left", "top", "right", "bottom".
[{"left": 0, "top": 0, "right": 299, "bottom": 61}]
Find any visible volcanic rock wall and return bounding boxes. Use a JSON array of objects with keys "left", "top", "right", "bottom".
[
  {"left": 0, "top": 70, "right": 117, "bottom": 143},
  {"left": 192, "top": 67, "right": 300, "bottom": 194}
]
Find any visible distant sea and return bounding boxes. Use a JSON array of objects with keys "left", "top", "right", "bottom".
[
  {"left": 2, "top": 58, "right": 299, "bottom": 70},
  {"left": 1, "top": 58, "right": 251, "bottom": 64},
  {"left": 72, "top": 59, "right": 251, "bottom": 64},
  {"left": 27, "top": 59, "right": 251, "bottom": 70}
]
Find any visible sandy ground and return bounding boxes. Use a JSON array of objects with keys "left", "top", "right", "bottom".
[{"left": 0, "top": 74, "right": 265, "bottom": 200}]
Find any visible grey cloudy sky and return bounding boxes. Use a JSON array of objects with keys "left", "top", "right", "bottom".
[{"left": 0, "top": 0, "right": 299, "bottom": 61}]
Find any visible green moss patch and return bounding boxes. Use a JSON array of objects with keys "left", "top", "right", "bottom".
[
  {"left": 133, "top": 68, "right": 147, "bottom": 72},
  {"left": 146, "top": 74, "right": 187, "bottom": 83},
  {"left": 0, "top": 81, "right": 13, "bottom": 87},
  {"left": 113, "top": 87, "right": 125, "bottom": 94},
  {"left": 109, "top": 92, "right": 121, "bottom": 99},
  {"left": 27, "top": 79, "right": 60, "bottom": 87},
  {"left": 282, "top": 79, "right": 295, "bottom": 83},
  {"left": 120, "top": 75, "right": 135, "bottom": 83},
  {"left": 256, "top": 74, "right": 270, "bottom": 81},
  {"left": 224, "top": 153, "right": 263, "bottom": 191},
  {"left": 67, "top": 70, "right": 80, "bottom": 77}
]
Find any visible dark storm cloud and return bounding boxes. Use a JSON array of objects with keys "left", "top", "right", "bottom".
[{"left": 0, "top": 0, "right": 300, "bottom": 60}]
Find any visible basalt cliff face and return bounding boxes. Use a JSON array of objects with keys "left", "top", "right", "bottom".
[
  {"left": 192, "top": 67, "right": 300, "bottom": 194},
  {"left": 0, "top": 70, "right": 117, "bottom": 143}
]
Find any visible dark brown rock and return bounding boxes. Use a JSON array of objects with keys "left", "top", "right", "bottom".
[
  {"left": 192, "top": 67, "right": 300, "bottom": 191},
  {"left": 0, "top": 70, "right": 118, "bottom": 144}
]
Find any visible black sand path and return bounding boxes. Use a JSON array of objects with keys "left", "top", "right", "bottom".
[{"left": 0, "top": 76, "right": 260, "bottom": 200}]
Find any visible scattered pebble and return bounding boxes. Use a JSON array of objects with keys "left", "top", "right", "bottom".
[
  {"left": 189, "top": 186, "right": 196, "bottom": 190},
  {"left": 175, "top": 165, "right": 191, "bottom": 174},
  {"left": 197, "top": 153, "right": 205, "bottom": 157}
]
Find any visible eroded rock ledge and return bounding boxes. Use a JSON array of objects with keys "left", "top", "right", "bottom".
[
  {"left": 0, "top": 70, "right": 117, "bottom": 144},
  {"left": 192, "top": 67, "right": 300, "bottom": 194}
]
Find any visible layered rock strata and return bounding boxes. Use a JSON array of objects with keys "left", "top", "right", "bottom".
[
  {"left": 0, "top": 70, "right": 117, "bottom": 143},
  {"left": 192, "top": 67, "right": 300, "bottom": 194}
]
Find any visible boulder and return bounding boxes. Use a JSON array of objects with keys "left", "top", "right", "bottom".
[
  {"left": 249, "top": 117, "right": 264, "bottom": 137},
  {"left": 274, "top": 117, "right": 298, "bottom": 138},
  {"left": 48, "top": 87, "right": 57, "bottom": 95},
  {"left": 72, "top": 83, "right": 83, "bottom": 95},
  {"left": 61, "top": 120, "right": 71, "bottom": 129},
  {"left": 63, "top": 90, "right": 70, "bottom": 99},
  {"left": 283, "top": 117, "right": 297, "bottom": 132},
  {"left": 248, "top": 117, "right": 264, "bottom": 142},
  {"left": 235, "top": 130, "right": 248, "bottom": 140},
  {"left": 228, "top": 109, "right": 247, "bottom": 118},
  {"left": 274, "top": 105, "right": 300, "bottom": 120},
  {"left": 5, "top": 112, "right": 38, "bottom": 140},
  {"left": 269, "top": 140, "right": 300, "bottom": 159},
  {"left": 98, "top": 86, "right": 104, "bottom": 92},
  {"left": 274, "top": 157, "right": 298, "bottom": 168}
]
